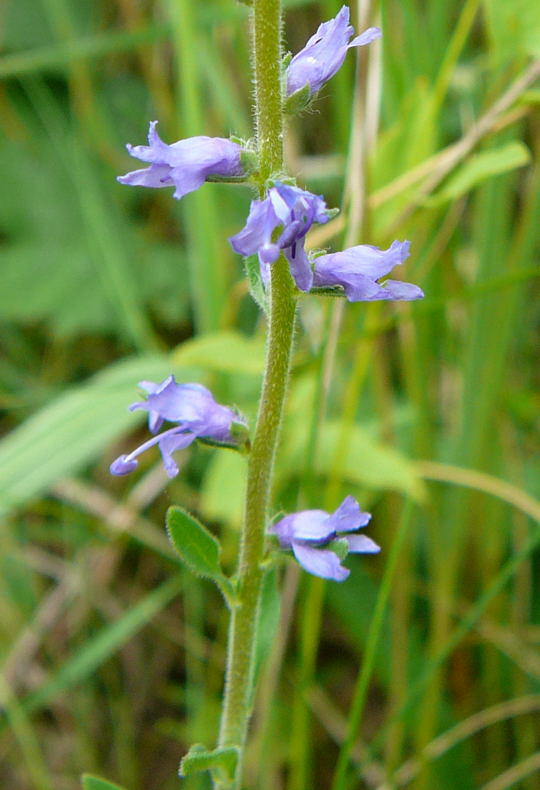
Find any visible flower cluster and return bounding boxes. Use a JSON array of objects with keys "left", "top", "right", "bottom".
[
  {"left": 113, "top": 7, "right": 425, "bottom": 581},
  {"left": 269, "top": 496, "right": 380, "bottom": 581},
  {"left": 110, "top": 376, "right": 247, "bottom": 478}
]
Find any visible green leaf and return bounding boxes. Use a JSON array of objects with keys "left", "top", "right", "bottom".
[
  {"left": 82, "top": 775, "right": 127, "bottom": 790},
  {"left": 483, "top": 0, "right": 540, "bottom": 64},
  {"left": 282, "top": 411, "right": 425, "bottom": 501},
  {"left": 166, "top": 507, "right": 234, "bottom": 601},
  {"left": 172, "top": 330, "right": 265, "bottom": 375},
  {"left": 201, "top": 451, "right": 247, "bottom": 529},
  {"left": 428, "top": 142, "right": 531, "bottom": 205},
  {"left": 179, "top": 743, "right": 239, "bottom": 782},
  {"left": 244, "top": 255, "right": 269, "bottom": 314}
]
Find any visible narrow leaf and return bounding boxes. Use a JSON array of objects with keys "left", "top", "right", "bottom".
[
  {"left": 428, "top": 142, "right": 531, "bottom": 205},
  {"left": 82, "top": 776, "right": 127, "bottom": 790},
  {"left": 20, "top": 577, "right": 183, "bottom": 717}
]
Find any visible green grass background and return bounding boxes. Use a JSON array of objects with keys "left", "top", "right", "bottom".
[{"left": 0, "top": 0, "right": 539, "bottom": 788}]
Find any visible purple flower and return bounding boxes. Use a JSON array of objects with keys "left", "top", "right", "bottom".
[
  {"left": 110, "top": 376, "right": 247, "bottom": 478},
  {"left": 312, "top": 240, "right": 424, "bottom": 302},
  {"left": 117, "top": 121, "right": 245, "bottom": 200},
  {"left": 286, "top": 6, "right": 381, "bottom": 96},
  {"left": 229, "top": 182, "right": 331, "bottom": 291},
  {"left": 269, "top": 496, "right": 380, "bottom": 581}
]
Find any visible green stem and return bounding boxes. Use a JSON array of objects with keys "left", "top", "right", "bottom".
[{"left": 217, "top": 0, "right": 293, "bottom": 783}]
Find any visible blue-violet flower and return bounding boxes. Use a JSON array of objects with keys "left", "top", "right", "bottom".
[
  {"left": 269, "top": 496, "right": 380, "bottom": 582},
  {"left": 312, "top": 240, "right": 424, "bottom": 301},
  {"left": 110, "top": 376, "right": 247, "bottom": 478},
  {"left": 287, "top": 6, "right": 381, "bottom": 97},
  {"left": 229, "top": 182, "right": 331, "bottom": 291},
  {"left": 118, "top": 121, "right": 245, "bottom": 200}
]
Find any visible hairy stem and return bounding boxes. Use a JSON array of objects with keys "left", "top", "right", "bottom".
[{"left": 217, "top": 0, "right": 294, "bottom": 785}]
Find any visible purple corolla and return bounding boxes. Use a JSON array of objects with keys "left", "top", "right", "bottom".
[
  {"left": 312, "top": 240, "right": 424, "bottom": 302},
  {"left": 269, "top": 496, "right": 380, "bottom": 581},
  {"left": 117, "top": 121, "right": 245, "bottom": 200},
  {"left": 287, "top": 6, "right": 381, "bottom": 97},
  {"left": 229, "top": 182, "right": 331, "bottom": 291},
  {"left": 110, "top": 376, "right": 247, "bottom": 478}
]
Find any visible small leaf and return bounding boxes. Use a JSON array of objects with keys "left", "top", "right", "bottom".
[
  {"left": 166, "top": 507, "right": 235, "bottom": 603},
  {"left": 166, "top": 507, "right": 223, "bottom": 580},
  {"left": 179, "top": 743, "right": 239, "bottom": 783},
  {"left": 82, "top": 775, "right": 126, "bottom": 790},
  {"left": 244, "top": 255, "right": 269, "bottom": 314}
]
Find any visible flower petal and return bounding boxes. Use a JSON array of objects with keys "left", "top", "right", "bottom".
[
  {"left": 326, "top": 495, "right": 372, "bottom": 533},
  {"left": 381, "top": 280, "right": 425, "bottom": 301},
  {"left": 292, "top": 541, "right": 350, "bottom": 581},
  {"left": 346, "top": 534, "right": 381, "bottom": 554},
  {"left": 158, "top": 430, "right": 197, "bottom": 478},
  {"left": 229, "top": 198, "right": 281, "bottom": 258},
  {"left": 117, "top": 164, "right": 173, "bottom": 189},
  {"left": 270, "top": 510, "right": 332, "bottom": 545},
  {"left": 285, "top": 241, "right": 313, "bottom": 292},
  {"left": 349, "top": 26, "right": 382, "bottom": 47}
]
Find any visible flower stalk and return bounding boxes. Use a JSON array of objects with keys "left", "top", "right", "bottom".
[{"left": 217, "top": 0, "right": 295, "bottom": 781}]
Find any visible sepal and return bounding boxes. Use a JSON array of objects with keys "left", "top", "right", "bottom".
[
  {"left": 284, "top": 83, "right": 312, "bottom": 115},
  {"left": 197, "top": 418, "right": 250, "bottom": 453},
  {"left": 239, "top": 148, "right": 258, "bottom": 175},
  {"left": 307, "top": 285, "right": 346, "bottom": 298},
  {"left": 327, "top": 537, "right": 349, "bottom": 561}
]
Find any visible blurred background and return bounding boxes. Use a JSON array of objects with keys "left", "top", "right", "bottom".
[{"left": 0, "top": 0, "right": 539, "bottom": 788}]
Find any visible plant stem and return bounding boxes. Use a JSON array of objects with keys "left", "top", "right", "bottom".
[{"left": 218, "top": 0, "right": 293, "bottom": 783}]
